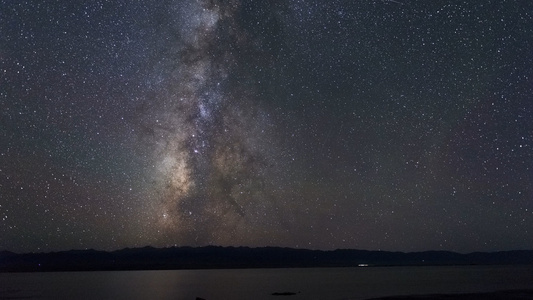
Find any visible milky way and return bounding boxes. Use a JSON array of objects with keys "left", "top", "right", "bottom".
[{"left": 139, "top": 0, "right": 287, "bottom": 246}]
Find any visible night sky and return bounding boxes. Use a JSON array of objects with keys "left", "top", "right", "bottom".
[{"left": 1, "top": 0, "right": 532, "bottom": 254}]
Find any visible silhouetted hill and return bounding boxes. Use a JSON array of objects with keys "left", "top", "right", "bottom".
[{"left": 1, "top": 247, "right": 532, "bottom": 272}]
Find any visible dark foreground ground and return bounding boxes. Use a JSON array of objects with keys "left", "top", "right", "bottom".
[{"left": 367, "top": 289, "right": 533, "bottom": 300}]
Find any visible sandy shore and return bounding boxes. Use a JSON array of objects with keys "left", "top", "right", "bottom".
[{"left": 366, "top": 289, "right": 533, "bottom": 299}]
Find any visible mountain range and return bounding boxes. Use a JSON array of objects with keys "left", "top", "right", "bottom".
[{"left": 1, "top": 246, "right": 532, "bottom": 272}]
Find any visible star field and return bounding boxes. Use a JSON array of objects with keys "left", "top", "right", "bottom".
[{"left": 1, "top": 0, "right": 532, "bottom": 253}]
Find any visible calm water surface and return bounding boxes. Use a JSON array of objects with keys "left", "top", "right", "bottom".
[{"left": 1, "top": 265, "right": 533, "bottom": 300}]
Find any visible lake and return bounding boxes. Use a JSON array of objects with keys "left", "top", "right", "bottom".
[{"left": 1, "top": 265, "right": 533, "bottom": 299}]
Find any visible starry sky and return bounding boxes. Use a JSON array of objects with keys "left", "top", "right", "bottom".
[{"left": 1, "top": 0, "right": 532, "bottom": 253}]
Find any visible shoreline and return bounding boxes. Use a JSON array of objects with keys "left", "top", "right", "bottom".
[{"left": 366, "top": 289, "right": 533, "bottom": 299}]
